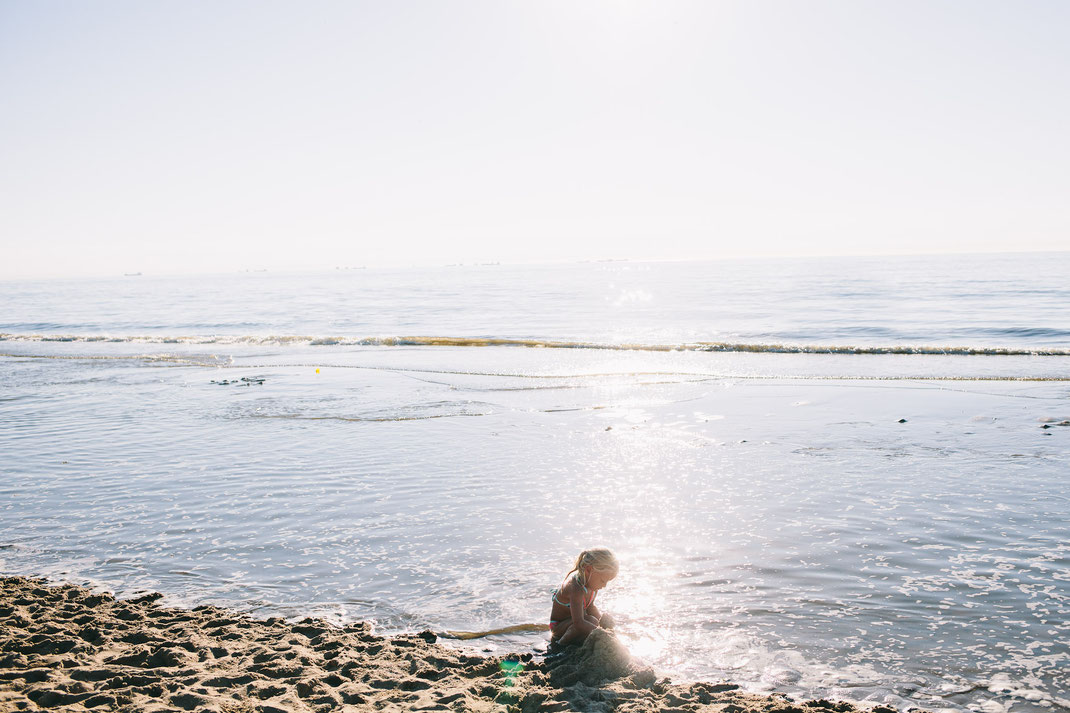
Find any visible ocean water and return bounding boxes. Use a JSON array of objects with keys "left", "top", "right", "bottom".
[{"left": 1, "top": 253, "right": 1068, "bottom": 713}]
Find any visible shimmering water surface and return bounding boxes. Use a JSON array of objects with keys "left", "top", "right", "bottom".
[{"left": 2, "top": 254, "right": 1068, "bottom": 713}]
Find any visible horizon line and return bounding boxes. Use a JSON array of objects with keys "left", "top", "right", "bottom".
[{"left": 2, "top": 246, "right": 1068, "bottom": 283}]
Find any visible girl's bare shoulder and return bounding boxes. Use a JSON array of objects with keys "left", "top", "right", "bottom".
[{"left": 559, "top": 573, "right": 583, "bottom": 596}]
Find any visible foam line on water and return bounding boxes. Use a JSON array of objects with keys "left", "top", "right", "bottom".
[
  {"left": 3, "top": 352, "right": 1070, "bottom": 382},
  {"left": 3, "top": 333, "right": 1069, "bottom": 356}
]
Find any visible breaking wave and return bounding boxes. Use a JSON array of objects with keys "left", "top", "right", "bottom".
[{"left": 2, "top": 333, "right": 1069, "bottom": 356}]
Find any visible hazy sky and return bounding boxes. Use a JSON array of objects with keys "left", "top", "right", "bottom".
[{"left": 1, "top": 0, "right": 1067, "bottom": 278}]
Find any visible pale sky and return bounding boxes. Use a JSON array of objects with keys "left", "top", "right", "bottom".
[{"left": 1, "top": 0, "right": 1067, "bottom": 279}]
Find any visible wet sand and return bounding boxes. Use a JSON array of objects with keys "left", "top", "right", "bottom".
[{"left": 0, "top": 576, "right": 909, "bottom": 713}]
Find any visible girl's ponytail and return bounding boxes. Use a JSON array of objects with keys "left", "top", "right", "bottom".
[{"left": 568, "top": 547, "right": 619, "bottom": 586}]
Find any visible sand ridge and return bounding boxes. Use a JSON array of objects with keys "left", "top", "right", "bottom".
[{"left": 0, "top": 576, "right": 908, "bottom": 713}]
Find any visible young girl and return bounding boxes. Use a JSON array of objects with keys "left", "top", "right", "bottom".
[{"left": 549, "top": 547, "right": 619, "bottom": 645}]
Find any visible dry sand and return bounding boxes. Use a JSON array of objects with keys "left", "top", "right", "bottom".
[{"left": 0, "top": 576, "right": 907, "bottom": 713}]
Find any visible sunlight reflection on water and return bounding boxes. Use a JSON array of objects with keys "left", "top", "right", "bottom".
[{"left": 1, "top": 343, "right": 1068, "bottom": 713}]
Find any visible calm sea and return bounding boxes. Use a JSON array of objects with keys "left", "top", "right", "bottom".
[{"left": 2, "top": 253, "right": 1068, "bottom": 713}]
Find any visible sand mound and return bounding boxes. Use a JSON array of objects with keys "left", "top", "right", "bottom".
[
  {"left": 0, "top": 576, "right": 917, "bottom": 713},
  {"left": 545, "top": 629, "right": 640, "bottom": 687}
]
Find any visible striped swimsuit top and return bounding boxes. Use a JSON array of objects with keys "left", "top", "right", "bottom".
[{"left": 549, "top": 575, "right": 595, "bottom": 630}]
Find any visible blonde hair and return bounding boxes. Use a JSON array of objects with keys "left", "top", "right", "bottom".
[{"left": 568, "top": 547, "right": 619, "bottom": 586}]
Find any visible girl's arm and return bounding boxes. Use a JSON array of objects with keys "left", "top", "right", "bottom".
[
  {"left": 567, "top": 583, "right": 599, "bottom": 634},
  {"left": 586, "top": 602, "right": 602, "bottom": 624}
]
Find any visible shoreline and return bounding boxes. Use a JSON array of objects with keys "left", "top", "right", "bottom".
[{"left": 0, "top": 576, "right": 910, "bottom": 713}]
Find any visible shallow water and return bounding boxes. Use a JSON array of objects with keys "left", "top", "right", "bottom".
[{"left": 2, "top": 255, "right": 1069, "bottom": 713}]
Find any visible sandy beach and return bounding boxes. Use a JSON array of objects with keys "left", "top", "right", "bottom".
[{"left": 0, "top": 576, "right": 911, "bottom": 713}]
